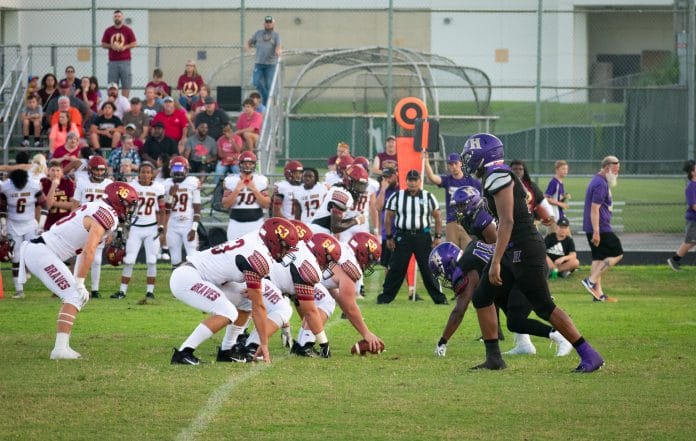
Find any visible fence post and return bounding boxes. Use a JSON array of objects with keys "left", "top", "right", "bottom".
[
  {"left": 50, "top": 45, "right": 57, "bottom": 76},
  {"left": 533, "top": 0, "right": 543, "bottom": 174}
]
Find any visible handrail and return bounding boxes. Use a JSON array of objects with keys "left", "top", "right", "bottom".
[
  {"left": 2, "top": 58, "right": 30, "bottom": 154},
  {"left": 0, "top": 56, "right": 21, "bottom": 100},
  {"left": 258, "top": 57, "right": 282, "bottom": 174}
]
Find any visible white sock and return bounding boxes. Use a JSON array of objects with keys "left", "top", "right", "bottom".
[
  {"left": 147, "top": 284, "right": 155, "bottom": 294},
  {"left": 246, "top": 330, "right": 260, "bottom": 346},
  {"left": 13, "top": 277, "right": 23, "bottom": 293},
  {"left": 221, "top": 324, "right": 245, "bottom": 350},
  {"left": 179, "top": 324, "right": 213, "bottom": 351},
  {"left": 54, "top": 332, "right": 70, "bottom": 350},
  {"left": 297, "top": 328, "right": 315, "bottom": 346},
  {"left": 120, "top": 283, "right": 129, "bottom": 294}
]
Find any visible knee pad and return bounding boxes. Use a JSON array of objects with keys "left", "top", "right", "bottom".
[
  {"left": 122, "top": 263, "right": 134, "bottom": 278},
  {"left": 146, "top": 263, "right": 157, "bottom": 278}
]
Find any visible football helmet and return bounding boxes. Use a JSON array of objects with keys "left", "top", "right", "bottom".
[
  {"left": 428, "top": 242, "right": 464, "bottom": 289},
  {"left": 353, "top": 156, "right": 370, "bottom": 171},
  {"left": 290, "top": 219, "right": 313, "bottom": 242},
  {"left": 460, "top": 133, "right": 504, "bottom": 177},
  {"left": 103, "top": 181, "right": 139, "bottom": 224},
  {"left": 169, "top": 156, "right": 189, "bottom": 183},
  {"left": 335, "top": 155, "right": 354, "bottom": 177},
  {"left": 0, "top": 237, "right": 15, "bottom": 263},
  {"left": 347, "top": 232, "right": 381, "bottom": 277},
  {"left": 239, "top": 151, "right": 257, "bottom": 174},
  {"left": 451, "top": 186, "right": 484, "bottom": 223},
  {"left": 259, "top": 217, "right": 300, "bottom": 263},
  {"left": 306, "top": 233, "right": 341, "bottom": 270},
  {"left": 343, "top": 165, "right": 369, "bottom": 197},
  {"left": 105, "top": 243, "right": 126, "bottom": 266},
  {"left": 88, "top": 156, "right": 108, "bottom": 183},
  {"left": 284, "top": 160, "right": 304, "bottom": 184}
]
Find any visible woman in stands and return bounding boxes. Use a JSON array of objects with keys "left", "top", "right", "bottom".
[{"left": 49, "top": 111, "right": 81, "bottom": 153}]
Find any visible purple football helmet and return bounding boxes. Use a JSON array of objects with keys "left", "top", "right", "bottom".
[
  {"left": 428, "top": 242, "right": 464, "bottom": 289},
  {"left": 451, "top": 186, "right": 483, "bottom": 220},
  {"left": 460, "top": 133, "right": 505, "bottom": 176}
]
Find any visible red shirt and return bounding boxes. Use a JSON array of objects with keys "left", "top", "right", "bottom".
[
  {"left": 217, "top": 135, "right": 242, "bottom": 166},
  {"left": 41, "top": 177, "right": 75, "bottom": 230},
  {"left": 177, "top": 74, "right": 204, "bottom": 97},
  {"left": 101, "top": 25, "right": 136, "bottom": 61},
  {"left": 52, "top": 145, "right": 81, "bottom": 170},
  {"left": 146, "top": 80, "right": 171, "bottom": 97},
  {"left": 235, "top": 111, "right": 263, "bottom": 133},
  {"left": 151, "top": 109, "right": 189, "bottom": 142}
]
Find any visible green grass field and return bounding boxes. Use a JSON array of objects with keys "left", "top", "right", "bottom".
[{"left": 1, "top": 264, "right": 694, "bottom": 440}]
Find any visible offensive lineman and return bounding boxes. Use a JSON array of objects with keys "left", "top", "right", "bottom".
[
  {"left": 111, "top": 162, "right": 166, "bottom": 300},
  {"left": 163, "top": 156, "right": 201, "bottom": 267},
  {"left": 19, "top": 181, "right": 138, "bottom": 359},
  {"left": 72, "top": 156, "right": 113, "bottom": 298},
  {"left": 310, "top": 165, "right": 369, "bottom": 236},
  {"left": 221, "top": 151, "right": 270, "bottom": 240}
]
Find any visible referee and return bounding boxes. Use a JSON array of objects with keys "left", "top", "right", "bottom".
[{"left": 377, "top": 169, "right": 448, "bottom": 304}]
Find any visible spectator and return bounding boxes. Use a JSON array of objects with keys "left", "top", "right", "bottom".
[
  {"left": 581, "top": 156, "right": 622, "bottom": 303},
  {"left": 108, "top": 134, "right": 141, "bottom": 181},
  {"left": 215, "top": 123, "right": 242, "bottom": 181},
  {"left": 372, "top": 135, "right": 398, "bottom": 174},
  {"left": 327, "top": 141, "right": 350, "bottom": 172},
  {"left": 424, "top": 152, "right": 481, "bottom": 249},
  {"left": 26, "top": 75, "right": 40, "bottom": 100},
  {"left": 234, "top": 98, "right": 262, "bottom": 152},
  {"left": 44, "top": 79, "right": 90, "bottom": 124},
  {"left": 183, "top": 122, "right": 217, "bottom": 174},
  {"left": 545, "top": 217, "right": 580, "bottom": 278},
  {"left": 377, "top": 169, "right": 448, "bottom": 305},
  {"left": 145, "top": 67, "right": 171, "bottom": 98},
  {"left": 249, "top": 91, "right": 266, "bottom": 114},
  {"left": 142, "top": 86, "right": 163, "bottom": 120},
  {"left": 40, "top": 160, "right": 76, "bottom": 231},
  {"left": 21, "top": 94, "right": 43, "bottom": 147},
  {"left": 151, "top": 96, "right": 189, "bottom": 151},
  {"left": 510, "top": 159, "right": 555, "bottom": 228},
  {"left": 194, "top": 95, "right": 229, "bottom": 141},
  {"left": 247, "top": 15, "right": 281, "bottom": 105},
  {"left": 37, "top": 73, "right": 59, "bottom": 109},
  {"left": 545, "top": 160, "right": 571, "bottom": 222},
  {"left": 75, "top": 76, "right": 100, "bottom": 114},
  {"left": 105, "top": 82, "right": 131, "bottom": 119},
  {"left": 667, "top": 159, "right": 696, "bottom": 270},
  {"left": 49, "top": 96, "right": 84, "bottom": 138},
  {"left": 177, "top": 60, "right": 204, "bottom": 110},
  {"left": 122, "top": 96, "right": 149, "bottom": 141},
  {"left": 120, "top": 124, "right": 144, "bottom": 150},
  {"left": 189, "top": 84, "right": 213, "bottom": 118},
  {"left": 101, "top": 9, "right": 136, "bottom": 97},
  {"left": 60, "top": 65, "right": 80, "bottom": 94},
  {"left": 89, "top": 101, "right": 123, "bottom": 150},
  {"left": 52, "top": 133, "right": 82, "bottom": 171},
  {"left": 48, "top": 110, "right": 80, "bottom": 153},
  {"left": 141, "top": 120, "right": 178, "bottom": 164}
]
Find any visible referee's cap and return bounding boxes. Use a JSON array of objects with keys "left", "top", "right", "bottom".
[{"left": 406, "top": 169, "right": 420, "bottom": 180}]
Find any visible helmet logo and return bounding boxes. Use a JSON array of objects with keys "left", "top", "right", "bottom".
[
  {"left": 322, "top": 238, "right": 336, "bottom": 253},
  {"left": 366, "top": 238, "right": 378, "bottom": 253},
  {"left": 468, "top": 137, "right": 481, "bottom": 149},
  {"left": 296, "top": 225, "right": 307, "bottom": 239},
  {"left": 117, "top": 186, "right": 130, "bottom": 199},
  {"left": 275, "top": 224, "right": 290, "bottom": 239}
]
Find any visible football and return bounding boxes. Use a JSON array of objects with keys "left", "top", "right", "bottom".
[{"left": 350, "top": 339, "right": 385, "bottom": 356}]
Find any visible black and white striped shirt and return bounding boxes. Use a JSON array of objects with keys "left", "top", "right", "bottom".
[{"left": 385, "top": 189, "right": 440, "bottom": 230}]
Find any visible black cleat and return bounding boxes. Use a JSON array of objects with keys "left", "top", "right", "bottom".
[
  {"left": 110, "top": 291, "right": 126, "bottom": 299},
  {"left": 290, "top": 340, "right": 318, "bottom": 357},
  {"left": 171, "top": 347, "right": 200, "bottom": 365},
  {"left": 216, "top": 346, "right": 237, "bottom": 363},
  {"left": 227, "top": 343, "right": 251, "bottom": 363},
  {"left": 470, "top": 356, "right": 507, "bottom": 370},
  {"left": 145, "top": 292, "right": 155, "bottom": 299},
  {"left": 91, "top": 291, "right": 100, "bottom": 299}
]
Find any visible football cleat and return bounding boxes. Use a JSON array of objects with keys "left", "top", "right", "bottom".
[
  {"left": 290, "top": 340, "right": 318, "bottom": 357},
  {"left": 503, "top": 333, "right": 537, "bottom": 355},
  {"left": 318, "top": 342, "right": 331, "bottom": 358},
  {"left": 574, "top": 343, "right": 605, "bottom": 373},
  {"left": 91, "top": 291, "right": 100, "bottom": 299},
  {"left": 470, "top": 356, "right": 507, "bottom": 370},
  {"left": 12, "top": 291, "right": 25, "bottom": 299},
  {"left": 171, "top": 347, "right": 200, "bottom": 365},
  {"left": 549, "top": 330, "right": 573, "bottom": 357},
  {"left": 50, "top": 347, "right": 82, "bottom": 360},
  {"left": 667, "top": 257, "right": 681, "bottom": 271},
  {"left": 216, "top": 347, "right": 237, "bottom": 363},
  {"left": 146, "top": 292, "right": 155, "bottom": 299},
  {"left": 110, "top": 291, "right": 126, "bottom": 299},
  {"left": 435, "top": 343, "right": 447, "bottom": 357}
]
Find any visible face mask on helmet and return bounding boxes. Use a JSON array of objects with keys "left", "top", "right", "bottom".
[
  {"left": 260, "top": 218, "right": 300, "bottom": 263},
  {"left": 428, "top": 242, "right": 463, "bottom": 289},
  {"left": 349, "top": 233, "right": 381, "bottom": 277},
  {"left": 170, "top": 163, "right": 187, "bottom": 183},
  {"left": 240, "top": 160, "right": 256, "bottom": 174}
]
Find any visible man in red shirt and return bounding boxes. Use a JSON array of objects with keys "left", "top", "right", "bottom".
[
  {"left": 234, "top": 98, "right": 263, "bottom": 152},
  {"left": 151, "top": 96, "right": 189, "bottom": 154},
  {"left": 40, "top": 161, "right": 76, "bottom": 230},
  {"left": 101, "top": 9, "right": 137, "bottom": 98}
]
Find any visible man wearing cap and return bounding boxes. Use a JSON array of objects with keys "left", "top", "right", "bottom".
[
  {"left": 44, "top": 79, "right": 89, "bottom": 124},
  {"left": 101, "top": 9, "right": 137, "bottom": 98},
  {"left": 247, "top": 15, "right": 282, "bottom": 106},
  {"left": 106, "top": 82, "right": 131, "bottom": 119},
  {"left": 424, "top": 152, "right": 481, "bottom": 250},
  {"left": 544, "top": 217, "right": 580, "bottom": 279},
  {"left": 142, "top": 120, "right": 178, "bottom": 164},
  {"left": 122, "top": 96, "right": 149, "bottom": 141},
  {"left": 194, "top": 96, "right": 230, "bottom": 141},
  {"left": 378, "top": 169, "right": 448, "bottom": 305},
  {"left": 372, "top": 135, "right": 398, "bottom": 174},
  {"left": 151, "top": 96, "right": 189, "bottom": 151}
]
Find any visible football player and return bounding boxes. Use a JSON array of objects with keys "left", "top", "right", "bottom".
[
  {"left": 293, "top": 232, "right": 385, "bottom": 354},
  {"left": 271, "top": 160, "right": 303, "bottom": 219},
  {"left": 324, "top": 154, "right": 353, "bottom": 188},
  {"left": 163, "top": 156, "right": 201, "bottom": 267},
  {"left": 310, "top": 165, "right": 369, "bottom": 236},
  {"left": 72, "top": 156, "right": 114, "bottom": 298},
  {"left": 221, "top": 151, "right": 270, "bottom": 240},
  {"left": 293, "top": 168, "right": 326, "bottom": 224},
  {"left": 41, "top": 160, "right": 76, "bottom": 231},
  {"left": 0, "top": 168, "right": 48, "bottom": 299},
  {"left": 111, "top": 162, "right": 166, "bottom": 300},
  {"left": 169, "top": 217, "right": 299, "bottom": 365},
  {"left": 20, "top": 182, "right": 138, "bottom": 359}
]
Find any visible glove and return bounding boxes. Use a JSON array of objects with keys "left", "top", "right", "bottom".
[
  {"left": 280, "top": 325, "right": 292, "bottom": 348},
  {"left": 319, "top": 342, "right": 331, "bottom": 358},
  {"left": 75, "top": 277, "right": 90, "bottom": 307},
  {"left": 435, "top": 343, "right": 447, "bottom": 357}
]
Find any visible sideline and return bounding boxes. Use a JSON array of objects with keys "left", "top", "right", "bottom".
[{"left": 175, "top": 319, "right": 340, "bottom": 441}]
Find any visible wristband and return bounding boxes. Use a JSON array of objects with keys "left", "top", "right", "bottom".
[
  {"left": 315, "top": 331, "right": 328, "bottom": 345},
  {"left": 434, "top": 233, "right": 442, "bottom": 239},
  {"left": 191, "top": 221, "right": 198, "bottom": 232},
  {"left": 75, "top": 277, "right": 85, "bottom": 288}
]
